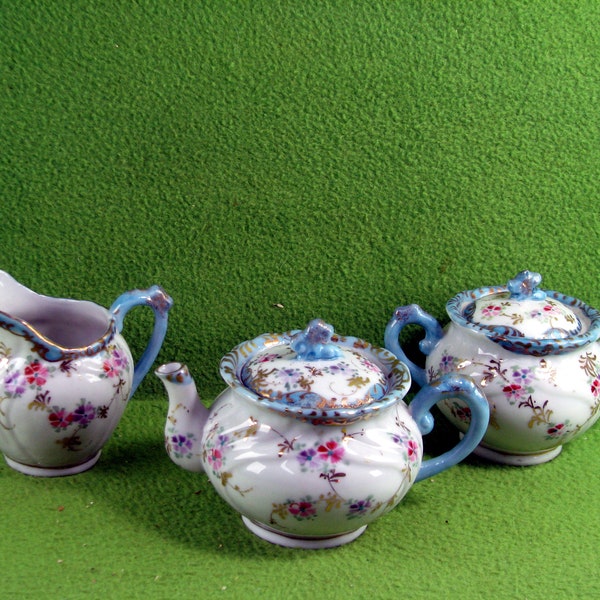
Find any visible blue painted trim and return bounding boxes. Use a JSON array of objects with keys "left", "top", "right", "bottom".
[
  {"left": 410, "top": 374, "right": 490, "bottom": 482},
  {"left": 220, "top": 327, "right": 412, "bottom": 425},
  {"left": 290, "top": 319, "right": 343, "bottom": 361},
  {"left": 110, "top": 285, "right": 173, "bottom": 395},
  {"left": 447, "top": 284, "right": 600, "bottom": 357},
  {"left": 384, "top": 304, "right": 444, "bottom": 387},
  {"left": 507, "top": 270, "right": 546, "bottom": 301},
  {"left": 0, "top": 306, "right": 116, "bottom": 362}
]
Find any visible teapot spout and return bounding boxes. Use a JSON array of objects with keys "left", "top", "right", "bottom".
[{"left": 155, "top": 363, "right": 207, "bottom": 473}]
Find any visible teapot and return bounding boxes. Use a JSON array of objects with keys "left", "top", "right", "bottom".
[
  {"left": 0, "top": 271, "right": 172, "bottom": 476},
  {"left": 156, "top": 319, "right": 489, "bottom": 548},
  {"left": 385, "top": 270, "right": 600, "bottom": 466}
]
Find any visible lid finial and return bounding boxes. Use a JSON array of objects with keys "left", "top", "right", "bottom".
[
  {"left": 290, "top": 319, "right": 342, "bottom": 361},
  {"left": 507, "top": 270, "right": 546, "bottom": 301}
]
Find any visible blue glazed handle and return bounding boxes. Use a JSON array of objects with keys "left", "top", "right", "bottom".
[
  {"left": 410, "top": 374, "right": 489, "bottom": 482},
  {"left": 384, "top": 304, "right": 444, "bottom": 388},
  {"left": 110, "top": 286, "right": 173, "bottom": 396}
]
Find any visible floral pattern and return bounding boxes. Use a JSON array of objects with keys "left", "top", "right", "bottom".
[
  {"left": 430, "top": 348, "right": 600, "bottom": 445},
  {"left": 197, "top": 409, "right": 258, "bottom": 495},
  {"left": 197, "top": 401, "right": 420, "bottom": 531},
  {"left": 471, "top": 297, "right": 581, "bottom": 339},
  {"left": 0, "top": 341, "right": 131, "bottom": 452},
  {"left": 268, "top": 425, "right": 411, "bottom": 527},
  {"left": 390, "top": 415, "right": 421, "bottom": 465},
  {"left": 240, "top": 347, "right": 388, "bottom": 409}
]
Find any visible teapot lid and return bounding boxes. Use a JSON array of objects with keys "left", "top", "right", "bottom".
[
  {"left": 220, "top": 319, "right": 410, "bottom": 425},
  {"left": 447, "top": 270, "right": 600, "bottom": 356}
]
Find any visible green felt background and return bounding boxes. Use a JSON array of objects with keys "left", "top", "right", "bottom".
[{"left": 1, "top": 1, "right": 599, "bottom": 598}]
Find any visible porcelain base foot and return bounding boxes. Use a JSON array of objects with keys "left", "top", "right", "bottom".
[
  {"left": 472, "top": 443, "right": 562, "bottom": 466},
  {"left": 241, "top": 517, "right": 367, "bottom": 549},
  {"left": 4, "top": 451, "right": 102, "bottom": 477}
]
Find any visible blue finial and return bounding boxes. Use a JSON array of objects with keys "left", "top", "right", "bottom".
[
  {"left": 290, "top": 319, "right": 343, "bottom": 361},
  {"left": 507, "top": 270, "right": 546, "bottom": 301}
]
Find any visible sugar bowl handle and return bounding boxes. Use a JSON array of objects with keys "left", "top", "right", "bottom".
[
  {"left": 410, "top": 374, "right": 489, "bottom": 482},
  {"left": 384, "top": 304, "right": 444, "bottom": 387}
]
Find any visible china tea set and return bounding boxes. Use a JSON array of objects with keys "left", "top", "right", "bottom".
[{"left": 0, "top": 269, "right": 598, "bottom": 548}]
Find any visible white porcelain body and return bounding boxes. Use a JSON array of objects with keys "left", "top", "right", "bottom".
[
  {"left": 167, "top": 386, "right": 423, "bottom": 542},
  {"left": 426, "top": 324, "right": 600, "bottom": 463},
  {"left": 0, "top": 271, "right": 172, "bottom": 476},
  {"left": 386, "top": 273, "right": 600, "bottom": 465},
  {"left": 0, "top": 328, "right": 134, "bottom": 474},
  {"left": 160, "top": 325, "right": 489, "bottom": 547}
]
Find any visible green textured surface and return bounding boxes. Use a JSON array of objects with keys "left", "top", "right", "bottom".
[{"left": 1, "top": 1, "right": 599, "bottom": 598}]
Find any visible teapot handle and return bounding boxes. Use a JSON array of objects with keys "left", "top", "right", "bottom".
[
  {"left": 110, "top": 286, "right": 173, "bottom": 396},
  {"left": 410, "top": 374, "right": 489, "bottom": 482},
  {"left": 384, "top": 304, "right": 444, "bottom": 387}
]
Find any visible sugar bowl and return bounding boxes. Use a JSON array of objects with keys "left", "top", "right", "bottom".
[{"left": 385, "top": 270, "right": 600, "bottom": 465}]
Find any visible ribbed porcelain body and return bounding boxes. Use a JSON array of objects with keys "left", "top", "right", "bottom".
[
  {"left": 428, "top": 324, "right": 600, "bottom": 457},
  {"left": 160, "top": 320, "right": 490, "bottom": 547},
  {"left": 196, "top": 386, "right": 422, "bottom": 538},
  {"left": 385, "top": 271, "right": 600, "bottom": 465}
]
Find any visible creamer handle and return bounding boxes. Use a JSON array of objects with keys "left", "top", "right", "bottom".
[{"left": 110, "top": 286, "right": 173, "bottom": 396}]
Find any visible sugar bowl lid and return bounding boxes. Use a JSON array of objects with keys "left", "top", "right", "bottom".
[
  {"left": 447, "top": 270, "right": 600, "bottom": 356},
  {"left": 220, "top": 319, "right": 410, "bottom": 424}
]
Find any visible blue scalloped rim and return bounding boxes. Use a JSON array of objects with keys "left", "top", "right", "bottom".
[
  {"left": 0, "top": 271, "right": 116, "bottom": 361},
  {"left": 0, "top": 309, "right": 115, "bottom": 361},
  {"left": 446, "top": 286, "right": 600, "bottom": 357},
  {"left": 219, "top": 330, "right": 411, "bottom": 425}
]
